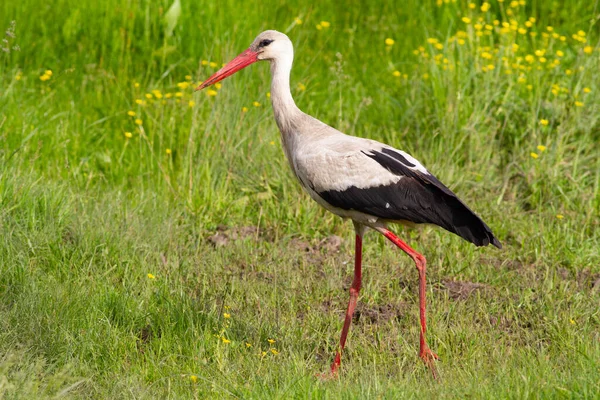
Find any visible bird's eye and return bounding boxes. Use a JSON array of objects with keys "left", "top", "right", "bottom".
[{"left": 258, "top": 39, "right": 274, "bottom": 48}]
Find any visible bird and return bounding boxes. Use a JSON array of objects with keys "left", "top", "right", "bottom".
[{"left": 196, "top": 30, "right": 501, "bottom": 379}]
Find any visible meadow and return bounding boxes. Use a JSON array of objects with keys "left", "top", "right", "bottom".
[{"left": 1, "top": 0, "right": 599, "bottom": 398}]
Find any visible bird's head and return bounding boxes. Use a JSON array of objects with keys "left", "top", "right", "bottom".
[{"left": 196, "top": 30, "right": 292, "bottom": 91}]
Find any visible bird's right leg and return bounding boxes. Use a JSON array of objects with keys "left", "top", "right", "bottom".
[
  {"left": 376, "top": 226, "right": 439, "bottom": 380},
  {"left": 327, "top": 222, "right": 365, "bottom": 376}
]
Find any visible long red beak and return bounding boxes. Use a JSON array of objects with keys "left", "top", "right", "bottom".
[{"left": 195, "top": 48, "right": 259, "bottom": 91}]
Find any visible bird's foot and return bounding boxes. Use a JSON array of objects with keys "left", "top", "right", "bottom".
[
  {"left": 420, "top": 347, "right": 440, "bottom": 380},
  {"left": 316, "top": 356, "right": 341, "bottom": 381}
]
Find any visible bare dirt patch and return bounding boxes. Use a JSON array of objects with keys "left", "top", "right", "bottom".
[
  {"left": 207, "top": 225, "right": 261, "bottom": 247},
  {"left": 441, "top": 279, "right": 491, "bottom": 300}
]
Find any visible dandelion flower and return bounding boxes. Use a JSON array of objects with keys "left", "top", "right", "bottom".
[
  {"left": 556, "top": 50, "right": 564, "bottom": 57},
  {"left": 270, "top": 348, "right": 279, "bottom": 355},
  {"left": 209, "top": 61, "right": 218, "bottom": 68},
  {"left": 583, "top": 46, "right": 593, "bottom": 54},
  {"left": 177, "top": 81, "right": 190, "bottom": 89},
  {"left": 385, "top": 38, "right": 395, "bottom": 46},
  {"left": 530, "top": 152, "right": 539, "bottom": 159},
  {"left": 147, "top": 273, "right": 155, "bottom": 279},
  {"left": 267, "top": 339, "right": 276, "bottom": 344},
  {"left": 188, "top": 100, "right": 195, "bottom": 107},
  {"left": 269, "top": 141, "right": 275, "bottom": 145},
  {"left": 556, "top": 214, "right": 564, "bottom": 219},
  {"left": 316, "top": 24, "right": 322, "bottom": 30},
  {"left": 175, "top": 92, "right": 183, "bottom": 97},
  {"left": 253, "top": 101, "right": 261, "bottom": 107},
  {"left": 320, "top": 21, "right": 331, "bottom": 28},
  {"left": 190, "top": 375, "right": 198, "bottom": 383},
  {"left": 124, "top": 132, "right": 133, "bottom": 138},
  {"left": 45, "top": 70, "right": 53, "bottom": 76},
  {"left": 242, "top": 107, "right": 248, "bottom": 112},
  {"left": 127, "top": 110, "right": 136, "bottom": 117},
  {"left": 224, "top": 313, "right": 231, "bottom": 318},
  {"left": 583, "top": 87, "right": 591, "bottom": 93},
  {"left": 135, "top": 99, "right": 144, "bottom": 105},
  {"left": 481, "top": 2, "right": 490, "bottom": 12},
  {"left": 201, "top": 60, "right": 209, "bottom": 66},
  {"left": 221, "top": 337, "right": 231, "bottom": 344},
  {"left": 215, "top": 82, "right": 222, "bottom": 89},
  {"left": 166, "top": 148, "right": 172, "bottom": 155},
  {"left": 565, "top": 69, "right": 572, "bottom": 75},
  {"left": 462, "top": 17, "right": 471, "bottom": 24},
  {"left": 245, "top": 342, "right": 252, "bottom": 348},
  {"left": 537, "top": 145, "right": 547, "bottom": 152},
  {"left": 145, "top": 93, "right": 153, "bottom": 99},
  {"left": 577, "top": 30, "right": 586, "bottom": 37},
  {"left": 134, "top": 82, "right": 140, "bottom": 88},
  {"left": 569, "top": 318, "right": 575, "bottom": 325},
  {"left": 266, "top": 92, "right": 271, "bottom": 98},
  {"left": 135, "top": 118, "right": 143, "bottom": 125},
  {"left": 15, "top": 72, "right": 22, "bottom": 80},
  {"left": 39, "top": 74, "right": 50, "bottom": 81},
  {"left": 392, "top": 70, "right": 401, "bottom": 77},
  {"left": 297, "top": 82, "right": 306, "bottom": 91},
  {"left": 207, "top": 89, "right": 218, "bottom": 97},
  {"left": 468, "top": 3, "right": 476, "bottom": 9},
  {"left": 185, "top": 75, "right": 192, "bottom": 81},
  {"left": 539, "top": 119, "right": 549, "bottom": 126},
  {"left": 294, "top": 17, "right": 302, "bottom": 25},
  {"left": 574, "top": 101, "right": 584, "bottom": 107}
]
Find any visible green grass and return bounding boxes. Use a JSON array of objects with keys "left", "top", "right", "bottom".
[{"left": 1, "top": 0, "right": 599, "bottom": 398}]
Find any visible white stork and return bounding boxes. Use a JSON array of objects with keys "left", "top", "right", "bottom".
[{"left": 197, "top": 30, "right": 501, "bottom": 379}]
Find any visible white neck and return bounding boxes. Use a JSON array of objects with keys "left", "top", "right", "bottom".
[{"left": 269, "top": 55, "right": 302, "bottom": 134}]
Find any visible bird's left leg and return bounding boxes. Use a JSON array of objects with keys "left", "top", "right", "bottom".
[
  {"left": 376, "top": 226, "right": 439, "bottom": 379},
  {"left": 328, "top": 222, "right": 366, "bottom": 376}
]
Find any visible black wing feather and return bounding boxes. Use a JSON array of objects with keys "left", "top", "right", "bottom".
[{"left": 317, "top": 149, "right": 501, "bottom": 248}]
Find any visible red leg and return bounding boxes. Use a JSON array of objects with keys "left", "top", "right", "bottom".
[
  {"left": 328, "top": 225, "right": 363, "bottom": 376},
  {"left": 380, "top": 228, "right": 439, "bottom": 379}
]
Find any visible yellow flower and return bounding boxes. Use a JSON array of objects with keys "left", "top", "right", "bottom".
[
  {"left": 266, "top": 92, "right": 271, "bottom": 98},
  {"left": 539, "top": 119, "right": 549, "bottom": 126},
  {"left": 539, "top": 57, "right": 547, "bottom": 63},
  {"left": 215, "top": 82, "right": 222, "bottom": 90},
  {"left": 135, "top": 119, "right": 143, "bottom": 125},
  {"left": 269, "top": 141, "right": 275, "bottom": 145},
  {"left": 297, "top": 82, "right": 306, "bottom": 91},
  {"left": 145, "top": 93, "right": 153, "bottom": 99},
  {"left": 127, "top": 110, "right": 136, "bottom": 117},
  {"left": 294, "top": 17, "right": 302, "bottom": 25},
  {"left": 166, "top": 148, "right": 172, "bottom": 155},
  {"left": 510, "top": 0, "right": 519, "bottom": 7},
  {"left": 435, "top": 43, "right": 443, "bottom": 50},
  {"left": 245, "top": 342, "right": 252, "bottom": 348},
  {"left": 207, "top": 90, "right": 218, "bottom": 97},
  {"left": 462, "top": 17, "right": 471, "bottom": 24},
  {"left": 224, "top": 313, "right": 231, "bottom": 318},
  {"left": 154, "top": 92, "right": 163, "bottom": 99},
  {"left": 583, "top": 46, "right": 593, "bottom": 54},
  {"left": 124, "top": 132, "right": 133, "bottom": 138},
  {"left": 147, "top": 273, "right": 155, "bottom": 279},
  {"left": 267, "top": 339, "right": 275, "bottom": 344},
  {"left": 556, "top": 50, "right": 564, "bottom": 57},
  {"left": 135, "top": 99, "right": 144, "bottom": 105},
  {"left": 537, "top": 145, "right": 547, "bottom": 152},
  {"left": 188, "top": 100, "right": 195, "bottom": 107},
  {"left": 201, "top": 60, "right": 209, "bottom": 66},
  {"left": 190, "top": 375, "right": 198, "bottom": 383},
  {"left": 392, "top": 70, "right": 401, "bottom": 77},
  {"left": 575, "top": 101, "right": 584, "bottom": 107},
  {"left": 583, "top": 87, "right": 591, "bottom": 93},
  {"left": 209, "top": 62, "right": 218, "bottom": 68},
  {"left": 577, "top": 30, "right": 586, "bottom": 37},
  {"left": 39, "top": 74, "right": 50, "bottom": 81},
  {"left": 320, "top": 21, "right": 331, "bottom": 28},
  {"left": 565, "top": 69, "right": 572, "bottom": 75},
  {"left": 15, "top": 72, "right": 22, "bottom": 80},
  {"left": 481, "top": 2, "right": 490, "bottom": 12},
  {"left": 253, "top": 101, "right": 261, "bottom": 107},
  {"left": 518, "top": 28, "right": 527, "bottom": 35},
  {"left": 185, "top": 75, "right": 192, "bottom": 81},
  {"left": 270, "top": 348, "right": 279, "bottom": 355},
  {"left": 221, "top": 337, "right": 231, "bottom": 344},
  {"left": 556, "top": 214, "right": 564, "bottom": 219},
  {"left": 385, "top": 38, "right": 395, "bottom": 46},
  {"left": 569, "top": 318, "right": 575, "bottom": 325},
  {"left": 316, "top": 24, "right": 322, "bottom": 30},
  {"left": 468, "top": 3, "right": 476, "bottom": 9},
  {"left": 175, "top": 92, "right": 183, "bottom": 97},
  {"left": 177, "top": 81, "right": 190, "bottom": 89},
  {"left": 134, "top": 82, "right": 140, "bottom": 88},
  {"left": 525, "top": 55, "right": 535, "bottom": 63},
  {"left": 165, "top": 93, "right": 173, "bottom": 98},
  {"left": 530, "top": 152, "right": 539, "bottom": 159},
  {"left": 525, "top": 21, "right": 532, "bottom": 28},
  {"left": 45, "top": 70, "right": 53, "bottom": 76},
  {"left": 242, "top": 107, "right": 248, "bottom": 112}
]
